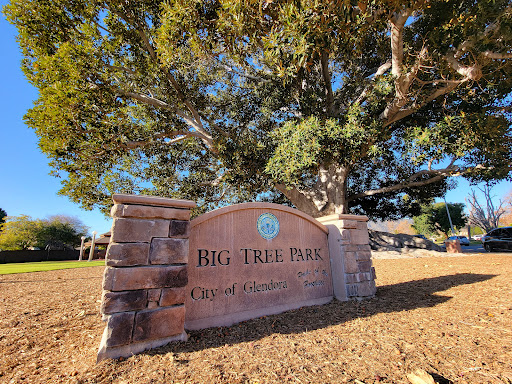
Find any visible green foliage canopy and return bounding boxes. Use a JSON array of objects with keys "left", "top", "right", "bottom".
[
  {"left": 0, "top": 215, "right": 40, "bottom": 250},
  {"left": 0, "top": 208, "right": 6, "bottom": 223},
  {"left": 412, "top": 202, "right": 467, "bottom": 237},
  {"left": 36, "top": 215, "right": 89, "bottom": 250},
  {"left": 4, "top": 0, "right": 512, "bottom": 219},
  {"left": 0, "top": 215, "right": 88, "bottom": 251}
]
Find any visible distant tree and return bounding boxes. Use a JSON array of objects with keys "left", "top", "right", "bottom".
[
  {"left": 0, "top": 208, "right": 6, "bottom": 223},
  {"left": 466, "top": 184, "right": 505, "bottom": 232},
  {"left": 411, "top": 211, "right": 434, "bottom": 237},
  {"left": 36, "top": 216, "right": 88, "bottom": 250},
  {"left": 0, "top": 215, "right": 40, "bottom": 250},
  {"left": 413, "top": 202, "right": 467, "bottom": 238},
  {"left": 46, "top": 215, "right": 89, "bottom": 236},
  {"left": 505, "top": 191, "right": 512, "bottom": 206},
  {"left": 379, "top": 219, "right": 415, "bottom": 235},
  {"left": 394, "top": 220, "right": 415, "bottom": 235},
  {"left": 470, "top": 226, "right": 485, "bottom": 236},
  {"left": 4, "top": 0, "right": 512, "bottom": 220},
  {"left": 498, "top": 190, "right": 512, "bottom": 227},
  {"left": 0, "top": 214, "right": 88, "bottom": 250}
]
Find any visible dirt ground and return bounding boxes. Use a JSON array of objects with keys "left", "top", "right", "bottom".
[{"left": 0, "top": 252, "right": 511, "bottom": 384}]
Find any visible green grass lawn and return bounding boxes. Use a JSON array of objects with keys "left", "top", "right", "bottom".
[{"left": 0, "top": 260, "right": 105, "bottom": 275}]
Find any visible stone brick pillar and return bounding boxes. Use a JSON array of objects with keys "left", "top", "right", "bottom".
[
  {"left": 318, "top": 214, "right": 376, "bottom": 301},
  {"left": 97, "top": 194, "right": 196, "bottom": 362}
]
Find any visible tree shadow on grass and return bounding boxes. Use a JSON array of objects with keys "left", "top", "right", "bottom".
[{"left": 146, "top": 273, "right": 496, "bottom": 356}]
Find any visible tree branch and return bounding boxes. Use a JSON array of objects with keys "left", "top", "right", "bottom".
[
  {"left": 198, "top": 175, "right": 224, "bottom": 187},
  {"left": 354, "top": 61, "right": 391, "bottom": 105},
  {"left": 382, "top": 81, "right": 460, "bottom": 127},
  {"left": 218, "top": 62, "right": 271, "bottom": 83},
  {"left": 108, "top": 5, "right": 219, "bottom": 143},
  {"left": 274, "top": 183, "right": 328, "bottom": 216},
  {"left": 320, "top": 50, "right": 334, "bottom": 115},
  {"left": 380, "top": 9, "right": 424, "bottom": 123},
  {"left": 379, "top": 2, "right": 511, "bottom": 128},
  {"left": 451, "top": 6, "right": 511, "bottom": 62},
  {"left": 91, "top": 18, "right": 112, "bottom": 35},
  {"left": 389, "top": 9, "right": 412, "bottom": 78},
  {"left": 445, "top": 51, "right": 482, "bottom": 81},
  {"left": 482, "top": 51, "right": 512, "bottom": 60},
  {"left": 114, "top": 89, "right": 216, "bottom": 150},
  {"left": 106, "top": 64, "right": 136, "bottom": 75},
  {"left": 466, "top": 184, "right": 505, "bottom": 231},
  {"left": 123, "top": 131, "right": 205, "bottom": 149},
  {"left": 347, "top": 160, "right": 460, "bottom": 202}
]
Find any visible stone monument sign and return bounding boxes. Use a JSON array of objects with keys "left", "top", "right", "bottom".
[
  {"left": 185, "top": 203, "right": 333, "bottom": 330},
  {"left": 97, "top": 194, "right": 376, "bottom": 362}
]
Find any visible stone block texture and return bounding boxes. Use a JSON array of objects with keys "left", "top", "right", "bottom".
[
  {"left": 103, "top": 265, "right": 188, "bottom": 292},
  {"left": 103, "top": 312, "right": 136, "bottom": 348},
  {"left": 150, "top": 238, "right": 188, "bottom": 265},
  {"left": 169, "top": 220, "right": 191, "bottom": 238},
  {"left": 340, "top": 220, "right": 359, "bottom": 229},
  {"left": 318, "top": 214, "right": 376, "bottom": 301},
  {"left": 98, "top": 194, "right": 194, "bottom": 362},
  {"left": 133, "top": 306, "right": 185, "bottom": 342},
  {"left": 160, "top": 287, "right": 187, "bottom": 307},
  {"left": 343, "top": 219, "right": 375, "bottom": 298},
  {"left": 349, "top": 228, "right": 370, "bottom": 245},
  {"left": 101, "top": 290, "right": 147, "bottom": 315},
  {"left": 106, "top": 242, "right": 150, "bottom": 267},
  {"left": 147, "top": 289, "right": 162, "bottom": 302},
  {"left": 111, "top": 218, "right": 170, "bottom": 243},
  {"left": 344, "top": 253, "right": 359, "bottom": 274},
  {"left": 346, "top": 280, "right": 376, "bottom": 298},
  {"left": 357, "top": 260, "right": 372, "bottom": 273},
  {"left": 111, "top": 204, "right": 191, "bottom": 221}
]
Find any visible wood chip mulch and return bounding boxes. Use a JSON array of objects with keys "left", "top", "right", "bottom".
[{"left": 0, "top": 253, "right": 511, "bottom": 384}]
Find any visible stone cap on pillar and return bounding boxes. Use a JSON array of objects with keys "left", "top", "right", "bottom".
[
  {"left": 112, "top": 194, "right": 197, "bottom": 209},
  {"left": 317, "top": 214, "right": 369, "bottom": 225}
]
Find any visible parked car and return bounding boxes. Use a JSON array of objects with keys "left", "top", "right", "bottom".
[
  {"left": 447, "top": 235, "right": 470, "bottom": 246},
  {"left": 472, "top": 234, "right": 483, "bottom": 241},
  {"left": 482, "top": 227, "right": 512, "bottom": 252}
]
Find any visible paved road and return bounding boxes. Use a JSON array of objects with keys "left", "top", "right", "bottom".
[
  {"left": 462, "top": 244, "right": 485, "bottom": 253},
  {"left": 442, "top": 244, "right": 511, "bottom": 253},
  {"left": 439, "top": 243, "right": 485, "bottom": 253}
]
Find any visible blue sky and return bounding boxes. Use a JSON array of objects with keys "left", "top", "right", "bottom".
[
  {"left": 0, "top": 3, "right": 112, "bottom": 235},
  {"left": 0, "top": 3, "right": 510, "bottom": 236}
]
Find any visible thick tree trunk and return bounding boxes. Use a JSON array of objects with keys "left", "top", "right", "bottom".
[{"left": 275, "top": 164, "right": 350, "bottom": 218}]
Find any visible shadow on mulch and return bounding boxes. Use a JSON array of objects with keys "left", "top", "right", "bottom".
[
  {"left": 145, "top": 273, "right": 496, "bottom": 357},
  {"left": 430, "top": 372, "right": 454, "bottom": 384}
]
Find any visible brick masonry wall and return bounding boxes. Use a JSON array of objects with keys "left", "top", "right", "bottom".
[{"left": 97, "top": 194, "right": 196, "bottom": 362}]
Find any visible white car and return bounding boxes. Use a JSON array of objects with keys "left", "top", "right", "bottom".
[{"left": 447, "top": 235, "right": 470, "bottom": 246}]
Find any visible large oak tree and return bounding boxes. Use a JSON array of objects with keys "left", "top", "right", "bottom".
[{"left": 5, "top": 0, "right": 512, "bottom": 219}]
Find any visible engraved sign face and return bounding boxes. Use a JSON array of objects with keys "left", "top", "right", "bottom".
[
  {"left": 257, "top": 213, "right": 280, "bottom": 240},
  {"left": 185, "top": 203, "right": 333, "bottom": 330}
]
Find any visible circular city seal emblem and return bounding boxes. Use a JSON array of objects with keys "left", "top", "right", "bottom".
[{"left": 257, "top": 213, "right": 280, "bottom": 240}]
